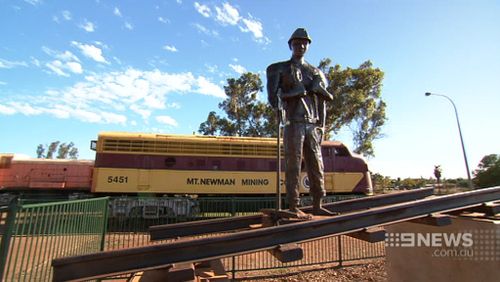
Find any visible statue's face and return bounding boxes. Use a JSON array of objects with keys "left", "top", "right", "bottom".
[{"left": 290, "top": 39, "right": 309, "bottom": 57}]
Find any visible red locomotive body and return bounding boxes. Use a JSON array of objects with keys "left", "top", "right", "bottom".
[{"left": 0, "top": 154, "right": 93, "bottom": 191}]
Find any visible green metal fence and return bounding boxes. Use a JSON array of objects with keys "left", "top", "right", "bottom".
[
  {"left": 0, "top": 197, "right": 109, "bottom": 281},
  {"left": 104, "top": 194, "right": 363, "bottom": 249},
  {"left": 0, "top": 194, "right": 383, "bottom": 281}
]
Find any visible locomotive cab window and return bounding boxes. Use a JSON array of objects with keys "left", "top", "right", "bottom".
[
  {"left": 334, "top": 146, "right": 350, "bottom": 157},
  {"left": 90, "top": 140, "right": 97, "bottom": 151}
]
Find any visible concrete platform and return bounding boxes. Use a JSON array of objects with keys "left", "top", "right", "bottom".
[{"left": 385, "top": 215, "right": 499, "bottom": 282}]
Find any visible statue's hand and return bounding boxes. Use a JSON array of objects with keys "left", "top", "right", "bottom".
[{"left": 312, "top": 76, "right": 333, "bottom": 101}]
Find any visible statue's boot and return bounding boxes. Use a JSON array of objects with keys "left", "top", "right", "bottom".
[
  {"left": 288, "top": 203, "right": 312, "bottom": 219},
  {"left": 312, "top": 198, "right": 337, "bottom": 216}
]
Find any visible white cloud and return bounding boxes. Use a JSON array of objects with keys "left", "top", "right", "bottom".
[
  {"left": 192, "top": 23, "right": 219, "bottom": 37},
  {"left": 62, "top": 10, "right": 72, "bottom": 20},
  {"left": 79, "top": 19, "right": 95, "bottom": 32},
  {"left": 240, "top": 17, "right": 263, "bottom": 38},
  {"left": 31, "top": 57, "right": 41, "bottom": 67},
  {"left": 167, "top": 102, "right": 181, "bottom": 109},
  {"left": 113, "top": 56, "right": 122, "bottom": 65},
  {"left": 44, "top": 106, "right": 70, "bottom": 119},
  {"left": 0, "top": 58, "right": 28, "bottom": 69},
  {"left": 46, "top": 60, "right": 82, "bottom": 76},
  {"left": 0, "top": 68, "right": 224, "bottom": 125},
  {"left": 56, "top": 50, "right": 80, "bottom": 62},
  {"left": 23, "top": 0, "right": 42, "bottom": 6},
  {"left": 202, "top": 3, "right": 268, "bottom": 44},
  {"left": 101, "top": 111, "right": 127, "bottom": 124},
  {"left": 130, "top": 104, "right": 152, "bottom": 119},
  {"left": 0, "top": 81, "right": 6, "bottom": 85},
  {"left": 113, "top": 7, "right": 122, "bottom": 17},
  {"left": 54, "top": 10, "right": 71, "bottom": 23},
  {"left": 41, "top": 47, "right": 82, "bottom": 76},
  {"left": 156, "top": 115, "right": 178, "bottom": 127},
  {"left": 194, "top": 2, "right": 211, "bottom": 17},
  {"left": 124, "top": 22, "right": 133, "bottom": 30},
  {"left": 71, "top": 41, "right": 109, "bottom": 64},
  {"left": 46, "top": 60, "right": 69, "bottom": 76},
  {"left": 163, "top": 45, "right": 178, "bottom": 52},
  {"left": 66, "top": 61, "right": 83, "bottom": 74},
  {"left": 229, "top": 64, "right": 246, "bottom": 74},
  {"left": 195, "top": 76, "right": 225, "bottom": 97},
  {"left": 158, "top": 17, "right": 170, "bottom": 24},
  {"left": 10, "top": 102, "right": 43, "bottom": 115},
  {"left": 72, "top": 108, "right": 104, "bottom": 123},
  {"left": 215, "top": 3, "right": 240, "bottom": 26},
  {"left": 205, "top": 64, "right": 218, "bottom": 73},
  {"left": 0, "top": 103, "right": 16, "bottom": 114}
]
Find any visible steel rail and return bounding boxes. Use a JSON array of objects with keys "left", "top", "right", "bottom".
[
  {"left": 52, "top": 186, "right": 500, "bottom": 281},
  {"left": 149, "top": 187, "right": 435, "bottom": 240}
]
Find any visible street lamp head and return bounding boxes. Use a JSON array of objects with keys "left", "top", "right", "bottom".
[{"left": 425, "top": 92, "right": 432, "bottom": 96}]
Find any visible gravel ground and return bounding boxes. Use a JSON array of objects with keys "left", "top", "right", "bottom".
[{"left": 235, "top": 258, "right": 387, "bottom": 281}]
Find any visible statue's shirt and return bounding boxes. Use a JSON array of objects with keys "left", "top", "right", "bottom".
[
  {"left": 286, "top": 60, "right": 319, "bottom": 123},
  {"left": 267, "top": 58, "right": 327, "bottom": 126}
]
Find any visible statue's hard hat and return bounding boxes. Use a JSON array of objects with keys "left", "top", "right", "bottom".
[{"left": 288, "top": 28, "right": 312, "bottom": 46}]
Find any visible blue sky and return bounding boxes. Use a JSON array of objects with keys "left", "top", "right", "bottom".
[{"left": 1, "top": 0, "right": 499, "bottom": 179}]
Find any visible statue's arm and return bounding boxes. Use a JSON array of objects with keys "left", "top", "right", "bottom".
[
  {"left": 311, "top": 71, "right": 333, "bottom": 101},
  {"left": 266, "top": 63, "right": 281, "bottom": 108}
]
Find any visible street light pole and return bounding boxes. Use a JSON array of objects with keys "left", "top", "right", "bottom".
[{"left": 425, "top": 92, "right": 473, "bottom": 189}]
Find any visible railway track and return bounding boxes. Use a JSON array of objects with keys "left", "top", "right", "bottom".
[{"left": 52, "top": 186, "right": 500, "bottom": 281}]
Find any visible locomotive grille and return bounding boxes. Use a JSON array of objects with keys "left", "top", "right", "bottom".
[{"left": 101, "top": 138, "right": 283, "bottom": 157}]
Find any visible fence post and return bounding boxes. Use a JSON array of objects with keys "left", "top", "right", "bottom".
[
  {"left": 230, "top": 197, "right": 236, "bottom": 217},
  {"left": 99, "top": 197, "right": 110, "bottom": 251},
  {"left": 231, "top": 256, "right": 236, "bottom": 281},
  {"left": 337, "top": 235, "right": 343, "bottom": 267},
  {"left": 0, "top": 198, "right": 19, "bottom": 279}
]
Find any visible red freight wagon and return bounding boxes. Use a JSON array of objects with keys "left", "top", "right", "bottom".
[{"left": 0, "top": 154, "right": 93, "bottom": 191}]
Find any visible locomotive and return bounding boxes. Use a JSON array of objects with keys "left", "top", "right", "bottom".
[{"left": 0, "top": 132, "right": 372, "bottom": 218}]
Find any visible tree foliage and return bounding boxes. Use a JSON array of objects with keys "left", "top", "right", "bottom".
[
  {"left": 198, "top": 72, "right": 277, "bottom": 137},
  {"left": 199, "top": 59, "right": 387, "bottom": 157},
  {"left": 319, "top": 59, "right": 386, "bottom": 157},
  {"left": 473, "top": 154, "right": 500, "bottom": 188},
  {"left": 36, "top": 141, "right": 79, "bottom": 159}
]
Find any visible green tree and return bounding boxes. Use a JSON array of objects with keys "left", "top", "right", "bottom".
[
  {"left": 36, "top": 141, "right": 79, "bottom": 159},
  {"left": 198, "top": 111, "right": 220, "bottom": 136},
  {"left": 199, "top": 72, "right": 275, "bottom": 137},
  {"left": 371, "top": 173, "right": 392, "bottom": 192},
  {"left": 57, "top": 142, "right": 78, "bottom": 159},
  {"left": 36, "top": 144, "right": 45, "bottom": 158},
  {"left": 200, "top": 59, "right": 387, "bottom": 158},
  {"left": 46, "top": 141, "right": 60, "bottom": 159},
  {"left": 473, "top": 154, "right": 500, "bottom": 188},
  {"left": 319, "top": 59, "right": 386, "bottom": 157}
]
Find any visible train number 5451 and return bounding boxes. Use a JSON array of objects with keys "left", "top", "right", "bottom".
[{"left": 107, "top": 176, "right": 128, "bottom": 183}]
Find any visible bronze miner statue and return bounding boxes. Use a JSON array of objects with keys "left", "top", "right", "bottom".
[{"left": 266, "top": 28, "right": 335, "bottom": 219}]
